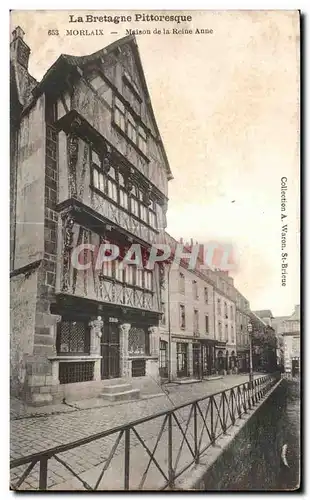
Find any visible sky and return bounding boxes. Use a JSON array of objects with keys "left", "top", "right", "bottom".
[{"left": 11, "top": 10, "right": 300, "bottom": 316}]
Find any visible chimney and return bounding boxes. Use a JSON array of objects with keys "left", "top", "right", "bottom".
[{"left": 10, "top": 26, "right": 30, "bottom": 69}]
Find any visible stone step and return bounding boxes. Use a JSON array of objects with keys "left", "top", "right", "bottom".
[
  {"left": 101, "top": 383, "right": 133, "bottom": 394},
  {"left": 100, "top": 388, "right": 140, "bottom": 402}
]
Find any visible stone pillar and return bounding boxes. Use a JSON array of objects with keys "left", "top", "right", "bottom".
[
  {"left": 148, "top": 326, "right": 159, "bottom": 357},
  {"left": 89, "top": 317, "right": 103, "bottom": 381},
  {"left": 93, "top": 359, "right": 101, "bottom": 381},
  {"left": 51, "top": 360, "right": 59, "bottom": 385},
  {"left": 188, "top": 343, "right": 193, "bottom": 377},
  {"left": 89, "top": 316, "right": 103, "bottom": 355},
  {"left": 119, "top": 323, "right": 131, "bottom": 378}
]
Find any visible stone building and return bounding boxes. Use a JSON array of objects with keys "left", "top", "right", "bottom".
[
  {"left": 235, "top": 291, "right": 251, "bottom": 372},
  {"left": 249, "top": 311, "right": 277, "bottom": 373},
  {"left": 10, "top": 29, "right": 173, "bottom": 404},
  {"left": 158, "top": 235, "right": 216, "bottom": 380},
  {"left": 272, "top": 305, "right": 300, "bottom": 376},
  {"left": 158, "top": 235, "right": 237, "bottom": 379},
  {"left": 212, "top": 271, "right": 237, "bottom": 374}
]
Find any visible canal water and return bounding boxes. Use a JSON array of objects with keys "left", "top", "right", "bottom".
[{"left": 203, "top": 379, "right": 300, "bottom": 491}]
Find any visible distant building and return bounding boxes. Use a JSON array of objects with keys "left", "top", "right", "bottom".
[
  {"left": 272, "top": 305, "right": 300, "bottom": 375},
  {"left": 159, "top": 235, "right": 237, "bottom": 379},
  {"left": 235, "top": 291, "right": 251, "bottom": 372},
  {"left": 250, "top": 311, "right": 277, "bottom": 373}
]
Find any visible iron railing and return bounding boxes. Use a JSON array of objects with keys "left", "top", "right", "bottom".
[{"left": 10, "top": 373, "right": 280, "bottom": 491}]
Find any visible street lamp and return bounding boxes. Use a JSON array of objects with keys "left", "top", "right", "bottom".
[
  {"left": 247, "top": 322, "right": 253, "bottom": 384},
  {"left": 166, "top": 261, "right": 172, "bottom": 383}
]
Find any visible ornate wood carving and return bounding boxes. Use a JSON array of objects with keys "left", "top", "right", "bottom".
[
  {"left": 61, "top": 213, "right": 75, "bottom": 292},
  {"left": 67, "top": 118, "right": 81, "bottom": 198}
]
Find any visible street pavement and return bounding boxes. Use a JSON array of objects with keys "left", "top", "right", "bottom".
[{"left": 10, "top": 374, "right": 261, "bottom": 490}]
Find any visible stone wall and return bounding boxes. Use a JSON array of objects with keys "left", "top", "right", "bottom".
[{"left": 10, "top": 268, "right": 38, "bottom": 396}]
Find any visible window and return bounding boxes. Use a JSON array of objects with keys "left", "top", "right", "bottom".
[
  {"left": 205, "top": 315, "right": 209, "bottom": 334},
  {"left": 125, "top": 265, "right": 134, "bottom": 285},
  {"left": 127, "top": 113, "right": 137, "bottom": 143},
  {"left": 192, "top": 280, "right": 198, "bottom": 300},
  {"left": 218, "top": 321, "right": 222, "bottom": 340},
  {"left": 140, "top": 203, "right": 148, "bottom": 224},
  {"left": 224, "top": 302, "right": 228, "bottom": 319},
  {"left": 131, "top": 196, "right": 140, "bottom": 218},
  {"left": 114, "top": 259, "right": 124, "bottom": 282},
  {"left": 204, "top": 287, "right": 208, "bottom": 304},
  {"left": 179, "top": 273, "right": 185, "bottom": 294},
  {"left": 144, "top": 270, "right": 153, "bottom": 291},
  {"left": 57, "top": 320, "right": 89, "bottom": 355},
  {"left": 161, "top": 302, "right": 166, "bottom": 326},
  {"left": 119, "top": 173, "right": 128, "bottom": 210},
  {"left": 107, "top": 176, "right": 118, "bottom": 202},
  {"left": 231, "top": 305, "right": 234, "bottom": 320},
  {"left": 149, "top": 200, "right": 157, "bottom": 228},
  {"left": 231, "top": 325, "right": 235, "bottom": 343},
  {"left": 194, "top": 309, "right": 199, "bottom": 335},
  {"left": 113, "top": 93, "right": 147, "bottom": 155},
  {"left": 180, "top": 305, "right": 186, "bottom": 329},
  {"left": 91, "top": 148, "right": 156, "bottom": 225},
  {"left": 217, "top": 298, "right": 221, "bottom": 315},
  {"left": 225, "top": 324, "right": 228, "bottom": 341},
  {"left": 114, "top": 97, "right": 126, "bottom": 131},
  {"left": 138, "top": 126, "right": 147, "bottom": 155},
  {"left": 136, "top": 268, "right": 143, "bottom": 288},
  {"left": 102, "top": 260, "right": 113, "bottom": 278}
]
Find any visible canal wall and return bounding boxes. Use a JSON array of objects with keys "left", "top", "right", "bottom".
[{"left": 176, "top": 378, "right": 288, "bottom": 490}]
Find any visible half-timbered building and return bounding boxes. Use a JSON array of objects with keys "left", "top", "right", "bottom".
[{"left": 10, "top": 28, "right": 172, "bottom": 404}]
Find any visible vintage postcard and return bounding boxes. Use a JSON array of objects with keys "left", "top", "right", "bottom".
[{"left": 10, "top": 10, "right": 300, "bottom": 491}]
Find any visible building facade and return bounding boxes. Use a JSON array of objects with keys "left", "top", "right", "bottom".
[
  {"left": 235, "top": 291, "right": 251, "bottom": 372},
  {"left": 272, "top": 305, "right": 300, "bottom": 376},
  {"left": 159, "top": 236, "right": 216, "bottom": 380},
  {"left": 250, "top": 311, "right": 277, "bottom": 373},
  {"left": 159, "top": 236, "right": 238, "bottom": 379},
  {"left": 213, "top": 271, "right": 237, "bottom": 374},
  {"left": 10, "top": 29, "right": 172, "bottom": 404}
]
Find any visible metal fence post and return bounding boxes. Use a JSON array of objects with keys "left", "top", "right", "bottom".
[
  {"left": 193, "top": 403, "right": 199, "bottom": 464},
  {"left": 210, "top": 396, "right": 215, "bottom": 444},
  {"left": 39, "top": 455, "right": 48, "bottom": 490},
  {"left": 124, "top": 428, "right": 130, "bottom": 490},
  {"left": 222, "top": 393, "right": 227, "bottom": 434},
  {"left": 231, "top": 389, "right": 235, "bottom": 425},
  {"left": 168, "top": 412, "right": 174, "bottom": 488}
]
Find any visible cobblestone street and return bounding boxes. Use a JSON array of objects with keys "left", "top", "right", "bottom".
[{"left": 10, "top": 374, "right": 260, "bottom": 490}]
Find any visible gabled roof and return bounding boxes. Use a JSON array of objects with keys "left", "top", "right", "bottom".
[
  {"left": 253, "top": 309, "right": 274, "bottom": 319},
  {"left": 32, "top": 35, "right": 173, "bottom": 180}
]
